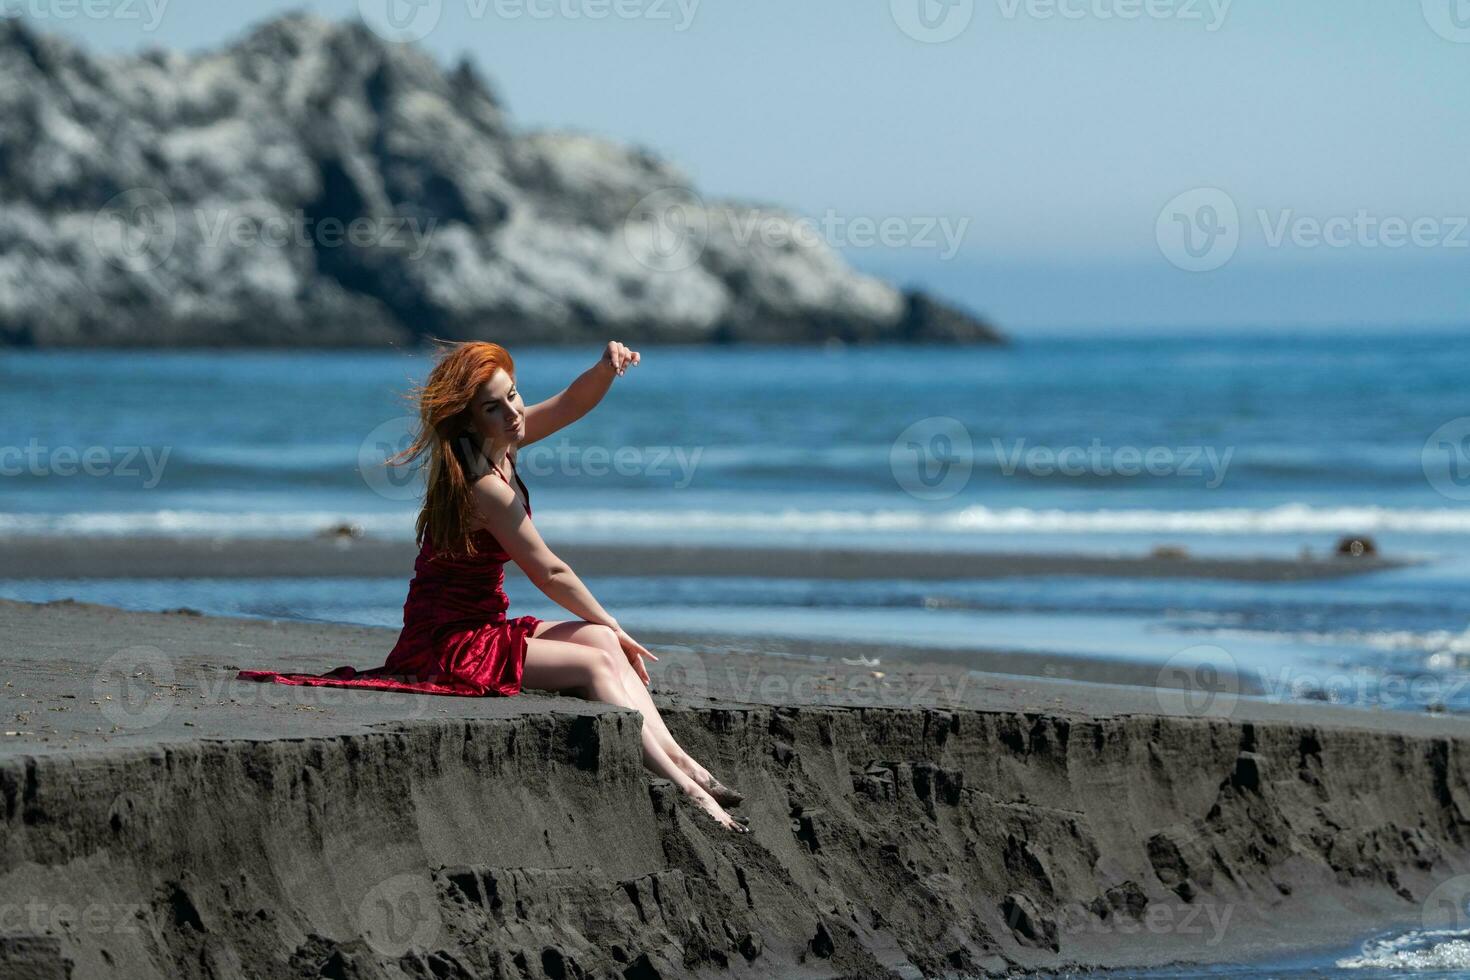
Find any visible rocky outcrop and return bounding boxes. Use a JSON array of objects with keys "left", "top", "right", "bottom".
[
  {"left": 0, "top": 16, "right": 1002, "bottom": 348},
  {"left": 5, "top": 704, "right": 1470, "bottom": 978}
]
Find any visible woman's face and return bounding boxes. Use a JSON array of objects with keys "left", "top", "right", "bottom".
[{"left": 464, "top": 368, "right": 525, "bottom": 451}]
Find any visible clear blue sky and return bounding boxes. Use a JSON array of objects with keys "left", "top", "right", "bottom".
[{"left": 26, "top": 0, "right": 1470, "bottom": 333}]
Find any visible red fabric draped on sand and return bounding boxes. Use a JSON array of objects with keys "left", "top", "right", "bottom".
[{"left": 235, "top": 665, "right": 491, "bottom": 697}]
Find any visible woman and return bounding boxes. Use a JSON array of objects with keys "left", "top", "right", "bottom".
[{"left": 238, "top": 340, "right": 748, "bottom": 833}]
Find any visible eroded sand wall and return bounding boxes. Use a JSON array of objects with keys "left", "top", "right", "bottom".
[{"left": 5, "top": 705, "right": 1470, "bottom": 978}]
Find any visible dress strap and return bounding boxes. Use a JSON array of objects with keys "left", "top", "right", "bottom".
[{"left": 493, "top": 452, "right": 531, "bottom": 513}]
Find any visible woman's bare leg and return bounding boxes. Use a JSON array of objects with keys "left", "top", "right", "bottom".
[
  {"left": 530, "top": 621, "right": 727, "bottom": 791},
  {"left": 521, "top": 635, "right": 744, "bottom": 832}
]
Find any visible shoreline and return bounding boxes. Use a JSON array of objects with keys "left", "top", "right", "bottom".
[
  {"left": 5, "top": 598, "right": 1470, "bottom": 977},
  {"left": 0, "top": 534, "right": 1405, "bottom": 581}
]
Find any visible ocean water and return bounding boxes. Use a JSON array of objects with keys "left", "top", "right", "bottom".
[
  {"left": 3, "top": 332, "right": 1470, "bottom": 716},
  {"left": 1075, "top": 925, "right": 1470, "bottom": 978}
]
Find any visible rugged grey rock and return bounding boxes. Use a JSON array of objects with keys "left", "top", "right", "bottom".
[{"left": 0, "top": 15, "right": 1003, "bottom": 348}]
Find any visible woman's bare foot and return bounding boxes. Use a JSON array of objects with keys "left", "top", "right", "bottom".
[
  {"left": 685, "top": 784, "right": 748, "bottom": 833},
  {"left": 693, "top": 772, "right": 745, "bottom": 807},
  {"left": 674, "top": 756, "right": 746, "bottom": 806}
]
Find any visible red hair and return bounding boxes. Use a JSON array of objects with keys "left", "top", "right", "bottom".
[{"left": 388, "top": 340, "right": 516, "bottom": 557}]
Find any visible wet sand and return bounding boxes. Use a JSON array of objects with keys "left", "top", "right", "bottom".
[
  {"left": 4, "top": 597, "right": 1470, "bottom": 978},
  {"left": 0, "top": 533, "right": 1403, "bottom": 581}
]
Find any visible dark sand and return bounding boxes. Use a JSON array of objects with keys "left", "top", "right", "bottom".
[
  {"left": 0, "top": 534, "right": 1403, "bottom": 581},
  {"left": 4, "top": 597, "right": 1469, "bottom": 979}
]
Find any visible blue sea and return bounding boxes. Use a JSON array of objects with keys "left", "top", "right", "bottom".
[
  {"left": 3, "top": 330, "right": 1470, "bottom": 973},
  {"left": 3, "top": 331, "right": 1470, "bottom": 716}
]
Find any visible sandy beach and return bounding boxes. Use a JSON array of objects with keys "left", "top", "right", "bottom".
[
  {"left": 0, "top": 533, "right": 1402, "bottom": 582},
  {"left": 5, "top": 596, "right": 1470, "bottom": 978}
]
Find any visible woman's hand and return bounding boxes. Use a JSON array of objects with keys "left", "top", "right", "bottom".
[
  {"left": 614, "top": 626, "right": 658, "bottom": 686},
  {"left": 600, "top": 341, "right": 641, "bottom": 377}
]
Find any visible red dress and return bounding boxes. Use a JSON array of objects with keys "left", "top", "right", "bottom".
[{"left": 236, "top": 458, "right": 545, "bottom": 697}]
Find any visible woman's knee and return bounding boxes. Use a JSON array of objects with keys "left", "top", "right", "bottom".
[
  {"left": 583, "top": 645, "right": 623, "bottom": 693},
  {"left": 580, "top": 623, "right": 619, "bottom": 651},
  {"left": 523, "top": 638, "right": 621, "bottom": 698}
]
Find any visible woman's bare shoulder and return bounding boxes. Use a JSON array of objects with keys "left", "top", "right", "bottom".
[{"left": 468, "top": 471, "right": 518, "bottom": 523}]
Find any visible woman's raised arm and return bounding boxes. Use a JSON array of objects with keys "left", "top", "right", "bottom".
[{"left": 519, "top": 341, "right": 640, "bottom": 446}]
